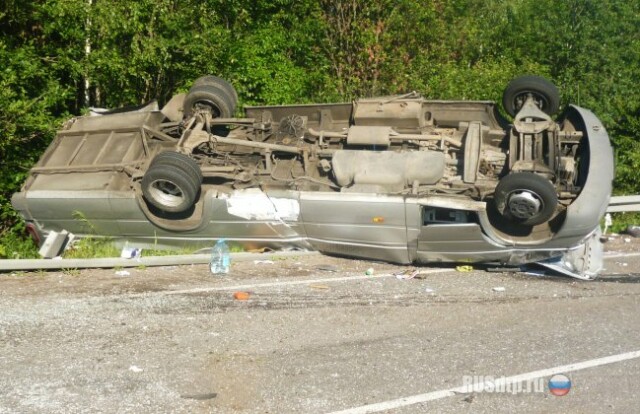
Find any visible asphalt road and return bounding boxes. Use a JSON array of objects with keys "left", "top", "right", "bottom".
[{"left": 1, "top": 238, "right": 639, "bottom": 413}]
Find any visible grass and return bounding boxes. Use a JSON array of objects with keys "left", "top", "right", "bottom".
[
  {"left": 63, "top": 236, "right": 120, "bottom": 259},
  {"left": 608, "top": 212, "right": 640, "bottom": 234},
  {"left": 144, "top": 246, "right": 196, "bottom": 256},
  {"left": 0, "top": 231, "right": 39, "bottom": 259},
  {"left": 62, "top": 236, "right": 200, "bottom": 259},
  {"left": 61, "top": 268, "right": 81, "bottom": 276},
  {"left": 229, "top": 244, "right": 245, "bottom": 253}
]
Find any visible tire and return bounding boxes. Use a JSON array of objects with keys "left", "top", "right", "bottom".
[
  {"left": 192, "top": 75, "right": 238, "bottom": 108},
  {"left": 150, "top": 151, "right": 203, "bottom": 184},
  {"left": 183, "top": 84, "right": 235, "bottom": 119},
  {"left": 493, "top": 172, "right": 558, "bottom": 226},
  {"left": 142, "top": 155, "right": 202, "bottom": 213},
  {"left": 502, "top": 75, "right": 560, "bottom": 117}
]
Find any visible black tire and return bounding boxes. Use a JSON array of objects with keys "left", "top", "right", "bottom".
[
  {"left": 192, "top": 75, "right": 238, "bottom": 108},
  {"left": 502, "top": 75, "right": 560, "bottom": 117},
  {"left": 142, "top": 155, "right": 202, "bottom": 213},
  {"left": 183, "top": 84, "right": 235, "bottom": 119},
  {"left": 150, "top": 151, "right": 203, "bottom": 184},
  {"left": 493, "top": 172, "right": 558, "bottom": 226}
]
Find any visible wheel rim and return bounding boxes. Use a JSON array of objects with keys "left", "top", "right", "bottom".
[
  {"left": 148, "top": 179, "right": 186, "bottom": 208},
  {"left": 193, "top": 99, "right": 221, "bottom": 117},
  {"left": 512, "top": 92, "right": 550, "bottom": 113},
  {"left": 507, "top": 190, "right": 543, "bottom": 219}
]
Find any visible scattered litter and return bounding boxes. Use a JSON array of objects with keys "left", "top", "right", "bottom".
[
  {"left": 247, "top": 247, "right": 274, "bottom": 253},
  {"left": 624, "top": 237, "right": 631, "bottom": 243},
  {"left": 462, "top": 393, "right": 476, "bottom": 403},
  {"left": 365, "top": 267, "right": 375, "bottom": 276},
  {"left": 233, "top": 291, "right": 251, "bottom": 300},
  {"left": 487, "top": 267, "right": 521, "bottom": 273},
  {"left": 38, "top": 230, "right": 72, "bottom": 258},
  {"left": 253, "top": 260, "right": 275, "bottom": 265},
  {"left": 616, "top": 262, "right": 628, "bottom": 267},
  {"left": 115, "top": 270, "right": 131, "bottom": 277},
  {"left": 121, "top": 245, "right": 142, "bottom": 259},
  {"left": 627, "top": 225, "right": 640, "bottom": 238},
  {"left": 425, "top": 287, "right": 435, "bottom": 293},
  {"left": 128, "top": 365, "right": 143, "bottom": 373},
  {"left": 524, "top": 269, "right": 547, "bottom": 277},
  {"left": 309, "top": 284, "right": 331, "bottom": 290},
  {"left": 52, "top": 256, "right": 63, "bottom": 261},
  {"left": 316, "top": 264, "right": 339, "bottom": 272},
  {"left": 394, "top": 269, "right": 419, "bottom": 280},
  {"left": 492, "top": 286, "right": 506, "bottom": 292},
  {"left": 456, "top": 265, "right": 473, "bottom": 272},
  {"left": 181, "top": 393, "right": 217, "bottom": 400},
  {"left": 603, "top": 213, "right": 613, "bottom": 235}
]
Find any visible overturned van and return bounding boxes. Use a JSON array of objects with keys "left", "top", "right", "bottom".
[{"left": 11, "top": 75, "right": 614, "bottom": 279}]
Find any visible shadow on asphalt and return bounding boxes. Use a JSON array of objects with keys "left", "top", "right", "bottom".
[{"left": 595, "top": 274, "right": 640, "bottom": 283}]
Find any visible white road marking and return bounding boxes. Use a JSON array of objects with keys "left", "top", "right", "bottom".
[
  {"left": 327, "top": 349, "right": 640, "bottom": 414},
  {"left": 604, "top": 252, "right": 640, "bottom": 259},
  {"left": 128, "top": 268, "right": 455, "bottom": 298}
]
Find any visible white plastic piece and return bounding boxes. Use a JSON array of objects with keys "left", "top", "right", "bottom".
[{"left": 38, "top": 230, "right": 70, "bottom": 259}]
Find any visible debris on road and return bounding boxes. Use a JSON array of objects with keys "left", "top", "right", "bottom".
[
  {"left": 394, "top": 269, "right": 419, "bottom": 280},
  {"left": 128, "top": 365, "right": 143, "bottom": 373},
  {"left": 627, "top": 225, "right": 640, "bottom": 238},
  {"left": 38, "top": 230, "right": 73, "bottom": 258},
  {"left": 487, "top": 266, "right": 522, "bottom": 273},
  {"left": 316, "top": 264, "right": 339, "bottom": 272},
  {"left": 523, "top": 269, "right": 547, "bottom": 277},
  {"left": 233, "top": 291, "right": 251, "bottom": 300},
  {"left": 456, "top": 265, "right": 473, "bottom": 272},
  {"left": 180, "top": 393, "right": 217, "bottom": 400},
  {"left": 603, "top": 213, "right": 613, "bottom": 235},
  {"left": 120, "top": 246, "right": 142, "bottom": 259},
  {"left": 309, "top": 284, "right": 331, "bottom": 290},
  {"left": 365, "top": 267, "right": 375, "bottom": 275},
  {"left": 115, "top": 270, "right": 131, "bottom": 277},
  {"left": 462, "top": 393, "right": 476, "bottom": 403},
  {"left": 492, "top": 286, "right": 506, "bottom": 292},
  {"left": 253, "top": 260, "right": 275, "bottom": 265}
]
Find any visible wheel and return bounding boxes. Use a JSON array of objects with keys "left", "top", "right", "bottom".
[
  {"left": 183, "top": 84, "right": 235, "bottom": 119},
  {"left": 142, "top": 154, "right": 202, "bottom": 213},
  {"left": 192, "top": 75, "right": 238, "bottom": 108},
  {"left": 151, "top": 151, "right": 203, "bottom": 184},
  {"left": 493, "top": 172, "right": 558, "bottom": 226},
  {"left": 502, "top": 75, "right": 560, "bottom": 117}
]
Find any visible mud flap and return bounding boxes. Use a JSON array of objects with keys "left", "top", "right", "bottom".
[{"left": 535, "top": 228, "right": 603, "bottom": 280}]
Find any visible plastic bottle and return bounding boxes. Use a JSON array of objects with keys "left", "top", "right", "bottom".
[{"left": 210, "top": 239, "right": 230, "bottom": 274}]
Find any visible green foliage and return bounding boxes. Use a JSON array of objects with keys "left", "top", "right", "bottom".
[
  {"left": 62, "top": 237, "right": 196, "bottom": 259},
  {"left": 609, "top": 212, "right": 640, "bottom": 234},
  {"left": 63, "top": 237, "right": 120, "bottom": 259},
  {"left": 0, "top": 230, "right": 39, "bottom": 259},
  {"left": 2, "top": 0, "right": 640, "bottom": 248}
]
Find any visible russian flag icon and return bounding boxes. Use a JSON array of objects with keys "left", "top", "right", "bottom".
[{"left": 548, "top": 374, "right": 572, "bottom": 396}]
